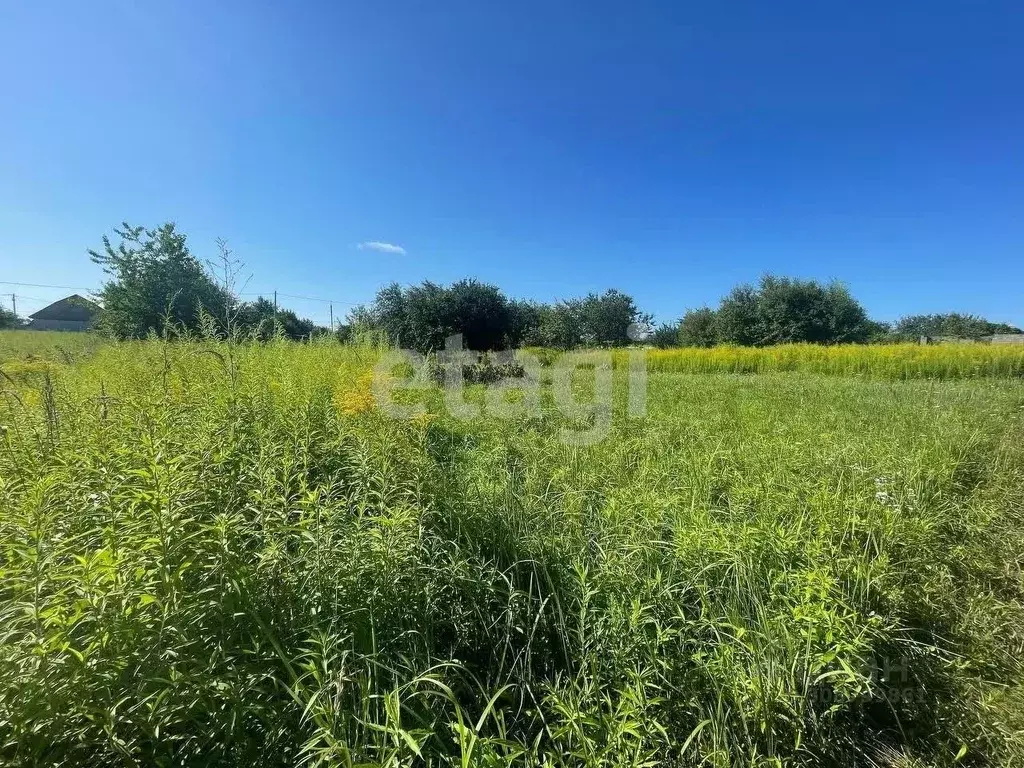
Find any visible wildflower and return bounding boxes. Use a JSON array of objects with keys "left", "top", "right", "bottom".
[{"left": 335, "top": 371, "right": 377, "bottom": 415}]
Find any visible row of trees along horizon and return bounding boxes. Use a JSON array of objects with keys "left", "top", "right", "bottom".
[{"left": 5, "top": 222, "right": 1019, "bottom": 349}]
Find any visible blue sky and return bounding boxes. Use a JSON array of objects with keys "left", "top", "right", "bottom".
[{"left": 1, "top": 1, "right": 1022, "bottom": 327}]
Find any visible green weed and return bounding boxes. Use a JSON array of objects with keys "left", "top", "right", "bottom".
[{"left": 1, "top": 335, "right": 1023, "bottom": 766}]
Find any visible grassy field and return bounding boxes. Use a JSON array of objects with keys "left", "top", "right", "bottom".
[
  {"left": 0, "top": 329, "right": 107, "bottom": 364},
  {"left": 642, "top": 342, "right": 1024, "bottom": 379},
  {"left": 2, "top": 331, "right": 1024, "bottom": 766}
]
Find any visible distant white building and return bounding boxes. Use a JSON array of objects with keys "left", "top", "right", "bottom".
[{"left": 28, "top": 294, "right": 102, "bottom": 331}]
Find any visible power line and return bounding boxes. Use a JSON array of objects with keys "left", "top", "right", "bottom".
[
  {"left": 1, "top": 281, "right": 363, "bottom": 310},
  {"left": 3, "top": 293, "right": 77, "bottom": 314},
  {"left": 239, "top": 290, "right": 361, "bottom": 306},
  {"left": 0, "top": 280, "right": 100, "bottom": 292},
  {"left": 279, "top": 292, "right": 360, "bottom": 306},
  {"left": 10, "top": 293, "right": 49, "bottom": 303}
]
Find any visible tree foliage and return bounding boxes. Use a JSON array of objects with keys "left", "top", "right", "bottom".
[
  {"left": 893, "top": 313, "right": 1022, "bottom": 341},
  {"left": 89, "top": 223, "right": 324, "bottom": 341},
  {"left": 234, "top": 297, "right": 320, "bottom": 341},
  {"left": 649, "top": 323, "right": 681, "bottom": 349},
  {"left": 90, "top": 223, "right": 228, "bottom": 339},
  {"left": 0, "top": 305, "right": 21, "bottom": 329},
  {"left": 678, "top": 307, "right": 719, "bottom": 348},
  {"left": 522, "top": 301, "right": 585, "bottom": 348},
  {"left": 359, "top": 282, "right": 651, "bottom": 351},
  {"left": 84, "top": 221, "right": 1018, "bottom": 352},
  {"left": 361, "top": 279, "right": 521, "bottom": 352},
  {"left": 704, "top": 276, "right": 873, "bottom": 346},
  {"left": 577, "top": 289, "right": 652, "bottom": 346}
]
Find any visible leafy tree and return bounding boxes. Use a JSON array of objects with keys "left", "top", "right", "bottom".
[
  {"left": 518, "top": 292, "right": 652, "bottom": 348},
  {"left": 717, "top": 275, "right": 873, "bottom": 346},
  {"left": 523, "top": 300, "right": 584, "bottom": 348},
  {"left": 356, "top": 281, "right": 655, "bottom": 351},
  {"left": 401, "top": 281, "right": 449, "bottom": 351},
  {"left": 89, "top": 222, "right": 228, "bottom": 338},
  {"left": 443, "top": 279, "right": 517, "bottom": 351},
  {"left": 234, "top": 297, "right": 321, "bottom": 341},
  {"left": 367, "top": 283, "right": 413, "bottom": 347},
  {"left": 893, "top": 313, "right": 1022, "bottom": 340},
  {"left": 0, "top": 304, "right": 21, "bottom": 329},
  {"left": 507, "top": 300, "right": 542, "bottom": 347},
  {"left": 649, "top": 322, "right": 681, "bottom": 348},
  {"left": 577, "top": 289, "right": 651, "bottom": 346},
  {"left": 364, "top": 279, "right": 520, "bottom": 352},
  {"left": 678, "top": 307, "right": 719, "bottom": 347},
  {"left": 863, "top": 319, "right": 893, "bottom": 342},
  {"left": 815, "top": 281, "right": 876, "bottom": 343},
  {"left": 715, "top": 285, "right": 760, "bottom": 346},
  {"left": 344, "top": 304, "right": 376, "bottom": 331},
  {"left": 990, "top": 321, "right": 1024, "bottom": 335}
]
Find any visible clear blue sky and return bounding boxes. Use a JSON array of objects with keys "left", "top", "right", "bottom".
[{"left": 2, "top": 1, "right": 1022, "bottom": 327}]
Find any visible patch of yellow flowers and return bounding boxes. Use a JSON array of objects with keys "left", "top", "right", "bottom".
[
  {"left": 335, "top": 370, "right": 377, "bottom": 415},
  {"left": 640, "top": 343, "right": 1024, "bottom": 379}
]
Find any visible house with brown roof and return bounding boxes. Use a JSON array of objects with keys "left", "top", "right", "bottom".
[{"left": 28, "top": 294, "right": 102, "bottom": 332}]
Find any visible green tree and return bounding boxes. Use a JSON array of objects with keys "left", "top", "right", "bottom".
[
  {"left": 521, "top": 301, "right": 581, "bottom": 348},
  {"left": 234, "top": 297, "right": 322, "bottom": 341},
  {"left": 444, "top": 279, "right": 518, "bottom": 350},
  {"left": 989, "top": 321, "right": 1023, "bottom": 335},
  {"left": 678, "top": 307, "right": 719, "bottom": 347},
  {"left": 364, "top": 279, "right": 521, "bottom": 352},
  {"left": 507, "top": 299, "right": 542, "bottom": 347},
  {"left": 649, "top": 322, "right": 681, "bottom": 348},
  {"left": 717, "top": 275, "right": 873, "bottom": 346},
  {"left": 893, "top": 313, "right": 1022, "bottom": 340},
  {"left": 0, "top": 304, "right": 21, "bottom": 329},
  {"left": 715, "top": 285, "right": 759, "bottom": 346},
  {"left": 89, "top": 222, "right": 228, "bottom": 339},
  {"left": 367, "top": 283, "right": 413, "bottom": 347},
  {"left": 340, "top": 304, "right": 390, "bottom": 346},
  {"left": 863, "top": 319, "right": 893, "bottom": 342},
  {"left": 577, "top": 289, "right": 651, "bottom": 346}
]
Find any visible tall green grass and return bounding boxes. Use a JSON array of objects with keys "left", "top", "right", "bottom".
[
  {"left": 1, "top": 336, "right": 1024, "bottom": 766},
  {"left": 639, "top": 343, "right": 1024, "bottom": 379},
  {"left": 0, "top": 330, "right": 107, "bottom": 364}
]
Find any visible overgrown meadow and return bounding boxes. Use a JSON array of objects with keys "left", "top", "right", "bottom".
[{"left": 2, "top": 331, "right": 1023, "bottom": 767}]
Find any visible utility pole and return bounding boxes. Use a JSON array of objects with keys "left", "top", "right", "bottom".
[
  {"left": 273, "top": 290, "right": 277, "bottom": 320},
  {"left": 329, "top": 302, "right": 334, "bottom": 332},
  {"left": 10, "top": 294, "right": 15, "bottom": 316}
]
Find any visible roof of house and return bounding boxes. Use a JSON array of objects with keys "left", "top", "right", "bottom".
[{"left": 29, "top": 294, "right": 103, "bottom": 322}]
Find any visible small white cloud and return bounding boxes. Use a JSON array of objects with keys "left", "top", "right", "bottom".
[{"left": 357, "top": 241, "right": 406, "bottom": 255}]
